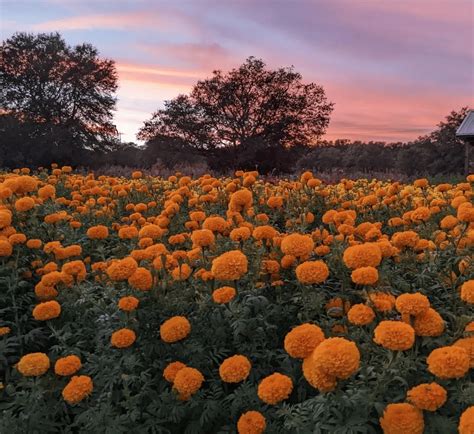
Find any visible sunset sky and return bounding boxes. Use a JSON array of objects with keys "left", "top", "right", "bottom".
[{"left": 2, "top": 0, "right": 473, "bottom": 143}]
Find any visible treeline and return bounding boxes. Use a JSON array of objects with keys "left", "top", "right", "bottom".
[{"left": 0, "top": 32, "right": 470, "bottom": 176}]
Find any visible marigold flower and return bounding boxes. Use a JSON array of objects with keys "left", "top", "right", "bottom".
[
  {"left": 86, "top": 225, "right": 109, "bottom": 239},
  {"left": 111, "top": 328, "right": 136, "bottom": 348},
  {"left": 212, "top": 286, "right": 236, "bottom": 304},
  {"left": 379, "top": 403, "right": 424, "bottom": 434},
  {"left": 191, "top": 229, "right": 215, "bottom": 248},
  {"left": 407, "top": 382, "right": 447, "bottom": 411},
  {"left": 0, "top": 326, "right": 11, "bottom": 336},
  {"left": 163, "top": 361, "right": 187, "bottom": 383},
  {"left": 62, "top": 375, "right": 93, "bottom": 404},
  {"left": 257, "top": 373, "right": 293, "bottom": 405},
  {"left": 173, "top": 367, "right": 204, "bottom": 400},
  {"left": 203, "top": 216, "right": 227, "bottom": 233},
  {"left": 128, "top": 267, "right": 153, "bottom": 291},
  {"left": 0, "top": 240, "right": 13, "bottom": 257},
  {"left": 373, "top": 321, "right": 415, "bottom": 351},
  {"left": 17, "top": 352, "right": 50, "bottom": 376},
  {"left": 230, "top": 227, "right": 252, "bottom": 242},
  {"left": 15, "top": 197, "right": 35, "bottom": 212},
  {"left": 453, "top": 337, "right": 474, "bottom": 368},
  {"left": 295, "top": 260, "right": 329, "bottom": 284},
  {"left": 55, "top": 355, "right": 82, "bottom": 376},
  {"left": 309, "top": 337, "right": 360, "bottom": 380},
  {"left": 413, "top": 308, "right": 444, "bottom": 337},
  {"left": 426, "top": 346, "right": 470, "bottom": 379},
  {"left": 284, "top": 323, "right": 325, "bottom": 359},
  {"left": 160, "top": 316, "right": 191, "bottom": 343},
  {"left": 347, "top": 304, "right": 375, "bottom": 326},
  {"left": 219, "top": 355, "right": 252, "bottom": 383},
  {"left": 369, "top": 292, "right": 396, "bottom": 312},
  {"left": 252, "top": 225, "right": 278, "bottom": 241},
  {"left": 459, "top": 406, "right": 474, "bottom": 434},
  {"left": 26, "top": 239, "right": 42, "bottom": 249},
  {"left": 32, "top": 300, "right": 61, "bottom": 321},
  {"left": 211, "top": 250, "right": 248, "bottom": 281},
  {"left": 106, "top": 257, "right": 138, "bottom": 281},
  {"left": 280, "top": 233, "right": 314, "bottom": 258},
  {"left": 343, "top": 243, "right": 382, "bottom": 269},
  {"left": 391, "top": 231, "right": 420, "bottom": 249},
  {"left": 118, "top": 296, "right": 139, "bottom": 312},
  {"left": 237, "top": 411, "right": 266, "bottom": 434},
  {"left": 460, "top": 280, "right": 474, "bottom": 304},
  {"left": 302, "top": 356, "right": 337, "bottom": 392},
  {"left": 351, "top": 266, "right": 378, "bottom": 285},
  {"left": 395, "top": 293, "right": 430, "bottom": 316}
]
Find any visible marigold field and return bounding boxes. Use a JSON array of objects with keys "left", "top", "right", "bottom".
[{"left": 0, "top": 166, "right": 473, "bottom": 434}]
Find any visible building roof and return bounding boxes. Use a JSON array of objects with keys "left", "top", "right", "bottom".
[{"left": 456, "top": 110, "right": 474, "bottom": 138}]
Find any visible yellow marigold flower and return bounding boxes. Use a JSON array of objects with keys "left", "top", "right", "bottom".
[
  {"left": 219, "top": 355, "right": 251, "bottom": 383},
  {"left": 343, "top": 243, "right": 382, "bottom": 269},
  {"left": 460, "top": 280, "right": 474, "bottom": 304},
  {"left": 163, "top": 361, "right": 187, "bottom": 383},
  {"left": 426, "top": 346, "right": 470, "bottom": 379},
  {"left": 212, "top": 286, "right": 236, "bottom": 304},
  {"left": 295, "top": 260, "right": 329, "bottom": 284},
  {"left": 237, "top": 411, "right": 266, "bottom": 434},
  {"left": 32, "top": 300, "right": 61, "bottom": 321},
  {"left": 281, "top": 233, "right": 314, "bottom": 258},
  {"left": 310, "top": 337, "right": 360, "bottom": 380},
  {"left": 284, "top": 323, "right": 325, "bottom": 359},
  {"left": 111, "top": 328, "right": 136, "bottom": 348},
  {"left": 86, "top": 225, "right": 109, "bottom": 239},
  {"left": 211, "top": 250, "right": 248, "bottom": 281},
  {"left": 173, "top": 367, "right": 204, "bottom": 400},
  {"left": 379, "top": 403, "right": 424, "bottom": 434},
  {"left": 459, "top": 406, "right": 474, "bottom": 434},
  {"left": 395, "top": 293, "right": 430, "bottom": 316},
  {"left": 351, "top": 266, "right": 378, "bottom": 285},
  {"left": 118, "top": 296, "right": 139, "bottom": 312},
  {"left": 407, "top": 382, "right": 447, "bottom": 411},
  {"left": 128, "top": 267, "right": 153, "bottom": 291},
  {"left": 0, "top": 240, "right": 13, "bottom": 257},
  {"left": 62, "top": 375, "right": 93, "bottom": 404},
  {"left": 257, "top": 372, "right": 293, "bottom": 405},
  {"left": 54, "top": 355, "right": 82, "bottom": 376},
  {"left": 15, "top": 196, "right": 35, "bottom": 212},
  {"left": 347, "top": 304, "right": 375, "bottom": 326},
  {"left": 453, "top": 337, "right": 474, "bottom": 368},
  {"left": 373, "top": 321, "right": 415, "bottom": 351},
  {"left": 160, "top": 316, "right": 191, "bottom": 343},
  {"left": 17, "top": 352, "right": 50, "bottom": 376},
  {"left": 106, "top": 257, "right": 138, "bottom": 281},
  {"left": 369, "top": 292, "right": 396, "bottom": 312},
  {"left": 0, "top": 326, "right": 11, "bottom": 336},
  {"left": 302, "top": 356, "right": 337, "bottom": 392},
  {"left": 413, "top": 308, "right": 444, "bottom": 337}
]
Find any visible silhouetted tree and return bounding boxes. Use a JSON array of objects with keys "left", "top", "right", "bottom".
[
  {"left": 139, "top": 57, "right": 333, "bottom": 171},
  {"left": 0, "top": 32, "right": 118, "bottom": 167}
]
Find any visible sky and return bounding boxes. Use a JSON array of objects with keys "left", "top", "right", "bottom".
[{"left": 1, "top": 0, "right": 473, "bottom": 144}]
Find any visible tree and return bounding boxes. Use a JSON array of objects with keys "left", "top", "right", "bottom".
[
  {"left": 0, "top": 32, "right": 118, "bottom": 166},
  {"left": 139, "top": 57, "right": 333, "bottom": 171}
]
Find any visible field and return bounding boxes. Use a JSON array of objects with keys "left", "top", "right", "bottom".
[{"left": 0, "top": 167, "right": 473, "bottom": 434}]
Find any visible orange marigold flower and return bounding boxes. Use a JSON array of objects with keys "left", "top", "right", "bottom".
[
  {"left": 163, "top": 361, "right": 187, "bottom": 383},
  {"left": 453, "top": 337, "right": 474, "bottom": 368},
  {"left": 407, "top": 382, "right": 447, "bottom": 411},
  {"left": 0, "top": 240, "right": 13, "bottom": 257},
  {"left": 17, "top": 352, "right": 50, "bottom": 376},
  {"left": 212, "top": 286, "right": 236, "bottom": 304},
  {"left": 237, "top": 411, "right": 266, "bottom": 434},
  {"left": 391, "top": 231, "right": 420, "bottom": 249},
  {"left": 284, "top": 323, "right": 325, "bottom": 359},
  {"left": 118, "top": 296, "right": 139, "bottom": 312},
  {"left": 0, "top": 326, "right": 11, "bottom": 336},
  {"left": 395, "top": 293, "right": 430, "bottom": 316},
  {"left": 380, "top": 403, "right": 424, "bottom": 434},
  {"left": 281, "top": 233, "right": 314, "bottom": 258},
  {"left": 173, "top": 367, "right": 204, "bottom": 400},
  {"left": 128, "top": 267, "right": 153, "bottom": 291},
  {"left": 87, "top": 225, "right": 109, "bottom": 239},
  {"left": 413, "top": 308, "right": 445, "bottom": 337},
  {"left": 460, "top": 280, "right": 474, "bottom": 304},
  {"left": 26, "top": 239, "right": 42, "bottom": 249},
  {"left": 111, "top": 328, "right": 136, "bottom": 348},
  {"left": 295, "top": 260, "right": 329, "bottom": 284},
  {"left": 426, "top": 346, "right": 470, "bottom": 379},
  {"left": 15, "top": 196, "right": 35, "bottom": 212},
  {"left": 310, "top": 337, "right": 360, "bottom": 380},
  {"left": 343, "top": 243, "right": 382, "bottom": 269},
  {"left": 369, "top": 292, "right": 396, "bottom": 312},
  {"left": 257, "top": 373, "right": 293, "bottom": 405},
  {"left": 347, "top": 304, "right": 375, "bottom": 326},
  {"left": 160, "top": 316, "right": 191, "bottom": 343},
  {"left": 106, "top": 257, "right": 138, "bottom": 281},
  {"left": 219, "top": 355, "right": 252, "bottom": 383},
  {"left": 211, "top": 250, "right": 248, "bottom": 281},
  {"left": 459, "top": 406, "right": 474, "bottom": 434},
  {"left": 62, "top": 375, "right": 93, "bottom": 404},
  {"left": 229, "top": 227, "right": 251, "bottom": 242},
  {"left": 191, "top": 229, "right": 215, "bottom": 248},
  {"left": 302, "top": 356, "right": 337, "bottom": 392},
  {"left": 202, "top": 216, "right": 228, "bottom": 233},
  {"left": 54, "top": 355, "right": 82, "bottom": 376},
  {"left": 252, "top": 225, "right": 278, "bottom": 241},
  {"left": 373, "top": 321, "right": 415, "bottom": 351},
  {"left": 351, "top": 266, "right": 378, "bottom": 285},
  {"left": 33, "top": 300, "right": 61, "bottom": 321}
]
